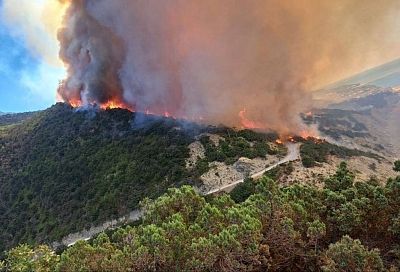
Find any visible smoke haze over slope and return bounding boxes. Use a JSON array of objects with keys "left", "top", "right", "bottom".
[{"left": 6, "top": 0, "right": 399, "bottom": 135}]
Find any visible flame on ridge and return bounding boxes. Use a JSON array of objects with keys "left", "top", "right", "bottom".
[{"left": 238, "top": 108, "right": 265, "bottom": 130}]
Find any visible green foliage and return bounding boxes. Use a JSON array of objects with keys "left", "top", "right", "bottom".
[
  {"left": 3, "top": 163, "right": 400, "bottom": 270},
  {"left": 307, "top": 220, "right": 326, "bottom": 242},
  {"left": 321, "top": 236, "right": 384, "bottom": 272},
  {"left": 200, "top": 132, "right": 279, "bottom": 166},
  {"left": 300, "top": 139, "right": 381, "bottom": 168},
  {"left": 0, "top": 104, "right": 196, "bottom": 253},
  {"left": 0, "top": 112, "right": 37, "bottom": 127},
  {"left": 3, "top": 244, "right": 59, "bottom": 272},
  {"left": 55, "top": 186, "right": 262, "bottom": 271},
  {"left": 2, "top": 106, "right": 400, "bottom": 271},
  {"left": 229, "top": 178, "right": 255, "bottom": 203},
  {"left": 394, "top": 160, "right": 400, "bottom": 172},
  {"left": 0, "top": 104, "right": 291, "bottom": 254},
  {"left": 324, "top": 162, "right": 354, "bottom": 191},
  {"left": 264, "top": 161, "right": 294, "bottom": 180}
]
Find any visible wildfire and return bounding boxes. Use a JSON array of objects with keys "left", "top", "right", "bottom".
[
  {"left": 305, "top": 111, "right": 313, "bottom": 117},
  {"left": 67, "top": 100, "right": 322, "bottom": 145},
  {"left": 299, "top": 129, "right": 320, "bottom": 140},
  {"left": 275, "top": 139, "right": 283, "bottom": 145},
  {"left": 67, "top": 98, "right": 134, "bottom": 112},
  {"left": 274, "top": 128, "right": 322, "bottom": 144},
  {"left": 69, "top": 99, "right": 82, "bottom": 108},
  {"left": 100, "top": 100, "right": 132, "bottom": 111},
  {"left": 238, "top": 108, "right": 265, "bottom": 129}
]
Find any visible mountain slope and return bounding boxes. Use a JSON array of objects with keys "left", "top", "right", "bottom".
[
  {"left": 310, "top": 87, "right": 400, "bottom": 157},
  {"left": 0, "top": 102, "right": 394, "bottom": 255},
  {"left": 326, "top": 58, "right": 400, "bottom": 89},
  {"left": 0, "top": 103, "right": 198, "bottom": 252},
  {"left": 0, "top": 111, "right": 38, "bottom": 126},
  {"left": 0, "top": 103, "right": 283, "bottom": 253},
  {"left": 3, "top": 163, "right": 400, "bottom": 271}
]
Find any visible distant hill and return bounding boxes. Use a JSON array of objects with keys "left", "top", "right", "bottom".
[
  {"left": 326, "top": 58, "right": 400, "bottom": 89},
  {"left": 312, "top": 84, "right": 394, "bottom": 106},
  {"left": 311, "top": 59, "right": 400, "bottom": 157},
  {"left": 0, "top": 111, "right": 38, "bottom": 126},
  {"left": 309, "top": 87, "right": 400, "bottom": 157}
]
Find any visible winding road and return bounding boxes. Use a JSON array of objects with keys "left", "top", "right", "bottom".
[
  {"left": 204, "top": 142, "right": 301, "bottom": 194},
  {"left": 57, "top": 143, "right": 300, "bottom": 247}
]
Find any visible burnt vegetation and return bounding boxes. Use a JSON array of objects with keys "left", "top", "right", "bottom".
[{"left": 302, "top": 109, "right": 371, "bottom": 140}]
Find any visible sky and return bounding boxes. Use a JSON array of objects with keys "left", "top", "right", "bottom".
[{"left": 0, "top": 0, "right": 64, "bottom": 113}]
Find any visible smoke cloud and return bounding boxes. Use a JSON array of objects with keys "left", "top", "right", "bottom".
[
  {"left": 57, "top": 0, "right": 400, "bottom": 135},
  {"left": 2, "top": 0, "right": 67, "bottom": 66}
]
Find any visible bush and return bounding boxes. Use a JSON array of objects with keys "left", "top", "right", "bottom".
[
  {"left": 230, "top": 178, "right": 255, "bottom": 203},
  {"left": 320, "top": 236, "right": 384, "bottom": 272},
  {"left": 394, "top": 160, "right": 400, "bottom": 172}
]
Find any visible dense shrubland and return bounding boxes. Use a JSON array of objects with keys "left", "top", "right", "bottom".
[
  {"left": 0, "top": 112, "right": 37, "bottom": 126},
  {"left": 300, "top": 138, "right": 381, "bottom": 168},
  {"left": 2, "top": 162, "right": 400, "bottom": 271},
  {"left": 191, "top": 129, "right": 282, "bottom": 177},
  {"left": 0, "top": 104, "right": 197, "bottom": 253},
  {"left": 0, "top": 104, "right": 279, "bottom": 255}
]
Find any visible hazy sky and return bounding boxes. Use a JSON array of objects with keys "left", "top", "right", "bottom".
[
  {"left": 0, "top": 0, "right": 399, "bottom": 113},
  {"left": 0, "top": 0, "right": 64, "bottom": 113}
]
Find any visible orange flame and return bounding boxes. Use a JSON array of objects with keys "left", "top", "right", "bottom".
[
  {"left": 305, "top": 111, "right": 313, "bottom": 117},
  {"left": 67, "top": 98, "right": 134, "bottom": 112},
  {"left": 299, "top": 129, "right": 320, "bottom": 140},
  {"left": 238, "top": 108, "right": 265, "bottom": 129},
  {"left": 69, "top": 99, "right": 82, "bottom": 108},
  {"left": 275, "top": 139, "right": 283, "bottom": 144},
  {"left": 100, "top": 100, "right": 132, "bottom": 111}
]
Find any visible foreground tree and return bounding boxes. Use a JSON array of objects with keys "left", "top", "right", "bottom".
[
  {"left": 3, "top": 163, "right": 400, "bottom": 271},
  {"left": 320, "top": 236, "right": 384, "bottom": 272},
  {"left": 2, "top": 244, "right": 59, "bottom": 272}
]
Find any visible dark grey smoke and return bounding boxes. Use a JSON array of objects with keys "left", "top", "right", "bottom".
[{"left": 58, "top": 0, "right": 125, "bottom": 105}]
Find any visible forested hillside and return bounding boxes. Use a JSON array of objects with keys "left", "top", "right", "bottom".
[
  {"left": 0, "top": 112, "right": 38, "bottom": 127},
  {"left": 0, "top": 103, "right": 199, "bottom": 253},
  {"left": 2, "top": 163, "right": 400, "bottom": 271},
  {"left": 0, "top": 103, "right": 278, "bottom": 254}
]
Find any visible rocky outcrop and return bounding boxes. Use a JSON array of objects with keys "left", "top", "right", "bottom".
[{"left": 186, "top": 141, "right": 206, "bottom": 169}]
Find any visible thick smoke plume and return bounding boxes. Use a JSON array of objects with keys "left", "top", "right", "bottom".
[{"left": 57, "top": 0, "right": 400, "bottom": 135}]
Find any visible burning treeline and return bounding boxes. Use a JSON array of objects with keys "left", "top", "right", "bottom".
[{"left": 56, "top": 0, "right": 400, "bottom": 135}]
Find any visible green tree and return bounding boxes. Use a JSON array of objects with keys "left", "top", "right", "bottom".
[
  {"left": 320, "top": 236, "right": 384, "bottom": 272},
  {"left": 330, "top": 202, "right": 362, "bottom": 233},
  {"left": 3, "top": 245, "right": 34, "bottom": 272},
  {"left": 394, "top": 160, "right": 400, "bottom": 172},
  {"left": 325, "top": 162, "right": 354, "bottom": 191},
  {"left": 307, "top": 220, "right": 326, "bottom": 253},
  {"left": 3, "top": 244, "right": 58, "bottom": 272},
  {"left": 230, "top": 178, "right": 255, "bottom": 203}
]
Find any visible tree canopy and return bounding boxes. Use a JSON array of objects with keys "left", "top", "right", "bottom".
[{"left": 2, "top": 163, "right": 400, "bottom": 271}]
